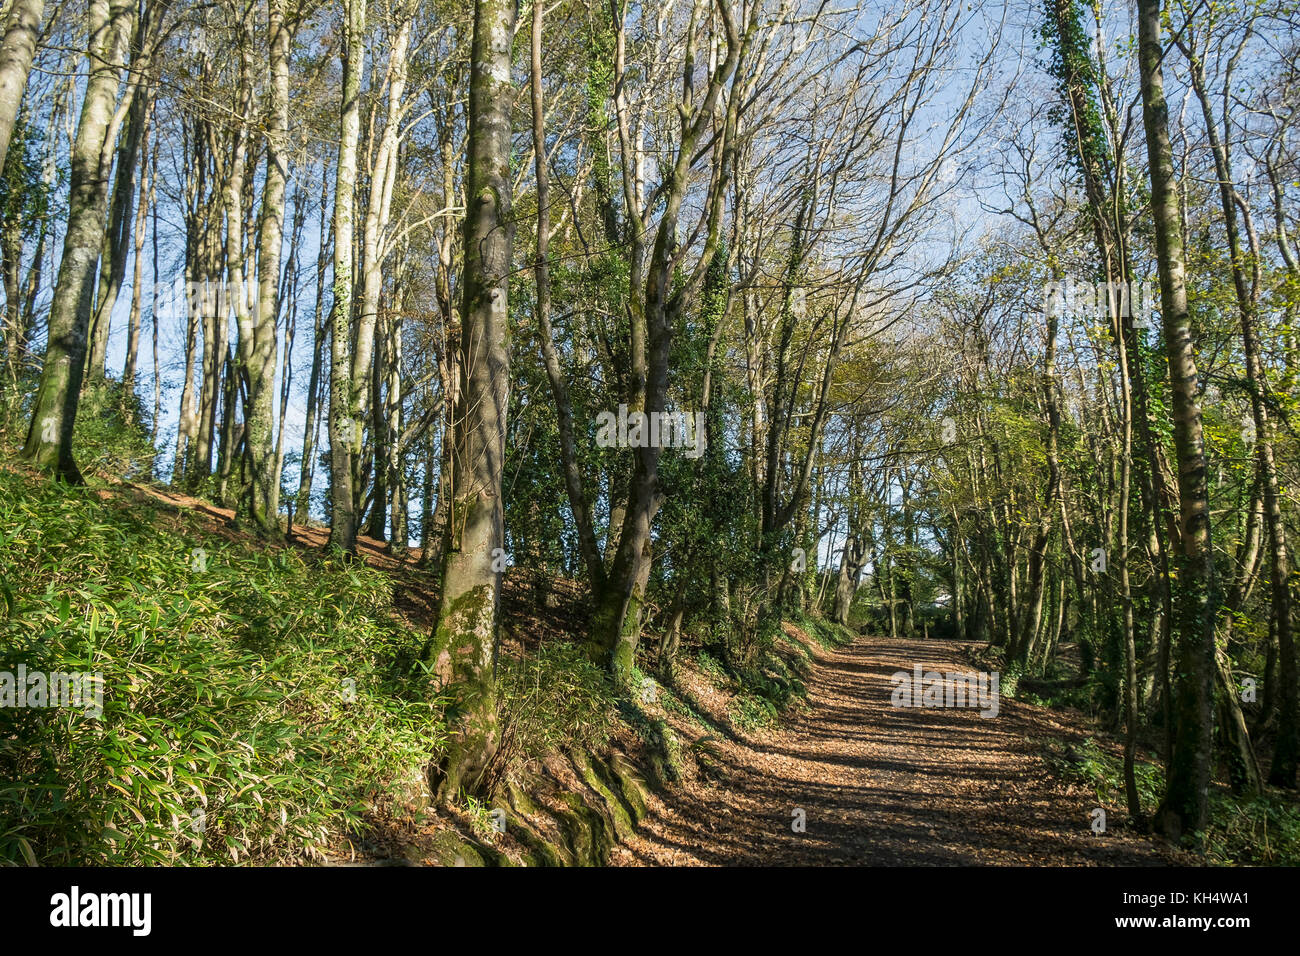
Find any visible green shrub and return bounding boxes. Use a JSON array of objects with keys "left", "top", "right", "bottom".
[
  {"left": 694, "top": 650, "right": 731, "bottom": 687},
  {"left": 791, "top": 610, "right": 854, "bottom": 650},
  {"left": 728, "top": 692, "right": 779, "bottom": 732},
  {"left": 71, "top": 378, "right": 156, "bottom": 481},
  {"left": 494, "top": 639, "right": 618, "bottom": 772},
  {"left": 1205, "top": 793, "right": 1300, "bottom": 866},
  {"left": 1041, "top": 736, "right": 1163, "bottom": 812}
]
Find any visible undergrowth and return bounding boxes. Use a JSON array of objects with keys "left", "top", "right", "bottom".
[
  {"left": 0, "top": 403, "right": 866, "bottom": 865},
  {"left": 708, "top": 610, "right": 852, "bottom": 733},
  {"left": 0, "top": 466, "right": 445, "bottom": 865},
  {"left": 492, "top": 640, "right": 619, "bottom": 783},
  {"left": 1040, "top": 735, "right": 1300, "bottom": 865}
]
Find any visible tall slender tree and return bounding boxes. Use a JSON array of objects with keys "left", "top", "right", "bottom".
[
  {"left": 1137, "top": 0, "right": 1218, "bottom": 840},
  {"left": 21, "top": 0, "right": 136, "bottom": 481},
  {"left": 327, "top": 0, "right": 366, "bottom": 550},
  {"left": 424, "top": 0, "right": 515, "bottom": 800}
]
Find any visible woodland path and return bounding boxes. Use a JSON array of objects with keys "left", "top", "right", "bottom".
[{"left": 614, "top": 634, "right": 1190, "bottom": 866}]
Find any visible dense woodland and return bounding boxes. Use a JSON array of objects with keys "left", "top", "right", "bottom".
[{"left": 1, "top": 0, "right": 1299, "bottom": 866}]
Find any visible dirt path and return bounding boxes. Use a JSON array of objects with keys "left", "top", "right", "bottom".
[{"left": 615, "top": 634, "right": 1187, "bottom": 866}]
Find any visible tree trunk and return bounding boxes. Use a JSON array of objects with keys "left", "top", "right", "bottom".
[
  {"left": 20, "top": 0, "right": 135, "bottom": 481},
  {"left": 425, "top": 0, "right": 515, "bottom": 802},
  {"left": 1138, "top": 0, "right": 1217, "bottom": 841},
  {"left": 590, "top": 3, "right": 742, "bottom": 683},
  {"left": 326, "top": 0, "right": 365, "bottom": 551},
  {"left": 353, "top": 13, "right": 412, "bottom": 539},
  {"left": 87, "top": 4, "right": 155, "bottom": 381},
  {"left": 240, "top": 0, "right": 291, "bottom": 537},
  {"left": 0, "top": 0, "right": 43, "bottom": 170},
  {"left": 121, "top": 102, "right": 152, "bottom": 409},
  {"left": 296, "top": 160, "right": 332, "bottom": 525},
  {"left": 1182, "top": 51, "right": 1298, "bottom": 789},
  {"left": 531, "top": 0, "right": 604, "bottom": 589},
  {"left": 385, "top": 287, "right": 407, "bottom": 554}
]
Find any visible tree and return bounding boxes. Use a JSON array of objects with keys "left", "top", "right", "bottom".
[
  {"left": 20, "top": 0, "right": 137, "bottom": 481},
  {"left": 423, "top": 0, "right": 515, "bottom": 801},
  {"left": 1137, "top": 0, "right": 1218, "bottom": 840},
  {"left": 327, "top": 0, "right": 366, "bottom": 551},
  {"left": 239, "top": 0, "right": 294, "bottom": 537},
  {"left": 0, "top": 0, "right": 43, "bottom": 169}
]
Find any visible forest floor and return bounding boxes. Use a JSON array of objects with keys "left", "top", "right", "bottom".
[
  {"left": 95, "top": 479, "right": 1195, "bottom": 866},
  {"left": 615, "top": 633, "right": 1194, "bottom": 866}
]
